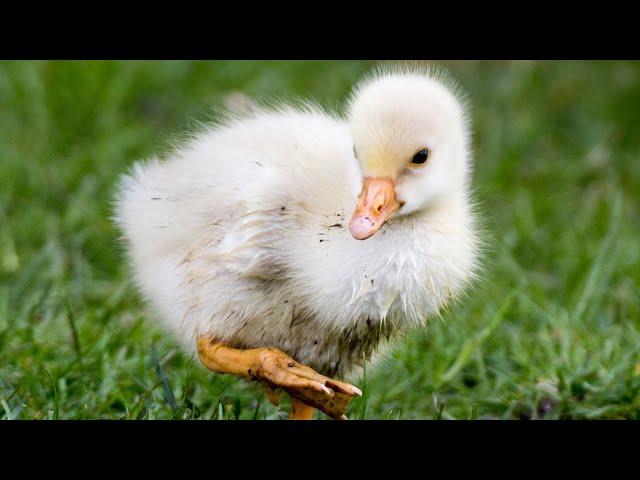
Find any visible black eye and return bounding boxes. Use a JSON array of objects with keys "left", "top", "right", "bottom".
[{"left": 411, "top": 149, "right": 429, "bottom": 165}]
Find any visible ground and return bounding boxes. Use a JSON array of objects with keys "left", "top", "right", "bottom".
[{"left": 0, "top": 60, "right": 639, "bottom": 420}]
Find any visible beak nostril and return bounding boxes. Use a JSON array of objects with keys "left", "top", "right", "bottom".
[{"left": 351, "top": 177, "right": 398, "bottom": 240}]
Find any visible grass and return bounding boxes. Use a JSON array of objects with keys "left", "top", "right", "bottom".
[{"left": 1, "top": 60, "right": 639, "bottom": 420}]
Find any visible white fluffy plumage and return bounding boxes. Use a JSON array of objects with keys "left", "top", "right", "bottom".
[{"left": 114, "top": 65, "right": 480, "bottom": 380}]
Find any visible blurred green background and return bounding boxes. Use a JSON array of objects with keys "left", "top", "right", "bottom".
[{"left": 1, "top": 60, "right": 639, "bottom": 419}]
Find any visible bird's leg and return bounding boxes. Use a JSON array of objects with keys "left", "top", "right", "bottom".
[
  {"left": 196, "top": 335, "right": 361, "bottom": 419},
  {"left": 289, "top": 397, "right": 315, "bottom": 420},
  {"left": 263, "top": 383, "right": 281, "bottom": 407},
  {"left": 263, "top": 383, "right": 340, "bottom": 420}
]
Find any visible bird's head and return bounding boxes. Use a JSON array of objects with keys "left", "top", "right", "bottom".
[{"left": 347, "top": 68, "right": 470, "bottom": 240}]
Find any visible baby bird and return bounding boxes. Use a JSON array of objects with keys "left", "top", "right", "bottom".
[{"left": 115, "top": 65, "right": 479, "bottom": 419}]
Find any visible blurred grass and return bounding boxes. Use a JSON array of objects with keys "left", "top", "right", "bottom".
[{"left": 0, "top": 60, "right": 639, "bottom": 420}]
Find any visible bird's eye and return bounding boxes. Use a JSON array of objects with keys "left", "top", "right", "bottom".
[{"left": 411, "top": 149, "right": 430, "bottom": 165}]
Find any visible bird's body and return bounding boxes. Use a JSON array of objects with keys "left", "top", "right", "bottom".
[{"left": 116, "top": 66, "right": 480, "bottom": 417}]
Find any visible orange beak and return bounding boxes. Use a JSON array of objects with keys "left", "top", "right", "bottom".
[{"left": 349, "top": 177, "right": 402, "bottom": 240}]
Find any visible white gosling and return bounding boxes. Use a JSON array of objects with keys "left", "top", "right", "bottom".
[{"left": 114, "top": 65, "right": 480, "bottom": 419}]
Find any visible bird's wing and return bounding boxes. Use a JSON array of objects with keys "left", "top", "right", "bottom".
[{"left": 183, "top": 207, "right": 289, "bottom": 282}]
